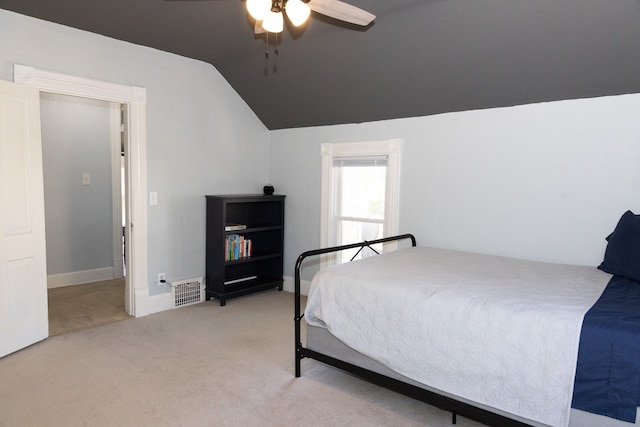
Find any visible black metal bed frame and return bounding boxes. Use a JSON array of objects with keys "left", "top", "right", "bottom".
[{"left": 294, "top": 234, "right": 531, "bottom": 427}]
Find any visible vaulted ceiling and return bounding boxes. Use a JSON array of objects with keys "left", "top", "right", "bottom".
[{"left": 2, "top": 0, "right": 639, "bottom": 130}]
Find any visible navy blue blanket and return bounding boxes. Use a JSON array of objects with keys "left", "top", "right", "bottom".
[{"left": 572, "top": 275, "right": 640, "bottom": 422}]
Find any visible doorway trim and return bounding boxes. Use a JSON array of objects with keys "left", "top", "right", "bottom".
[
  {"left": 14, "top": 64, "right": 150, "bottom": 317},
  {"left": 110, "top": 103, "right": 124, "bottom": 280}
]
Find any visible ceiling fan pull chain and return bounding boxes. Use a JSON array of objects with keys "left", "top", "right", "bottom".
[{"left": 265, "top": 31, "right": 270, "bottom": 58}]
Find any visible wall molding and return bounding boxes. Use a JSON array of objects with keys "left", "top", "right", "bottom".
[
  {"left": 47, "top": 268, "right": 115, "bottom": 289},
  {"left": 148, "top": 292, "right": 173, "bottom": 314},
  {"left": 14, "top": 65, "right": 147, "bottom": 103},
  {"left": 283, "top": 275, "right": 310, "bottom": 296}
]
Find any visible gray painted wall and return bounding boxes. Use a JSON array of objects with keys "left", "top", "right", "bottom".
[
  {"left": 3, "top": 9, "right": 639, "bottom": 298},
  {"left": 0, "top": 9, "right": 269, "bottom": 296},
  {"left": 40, "top": 93, "right": 114, "bottom": 277},
  {"left": 269, "top": 95, "right": 640, "bottom": 282}
]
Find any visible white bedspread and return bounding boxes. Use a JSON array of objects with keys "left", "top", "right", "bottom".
[{"left": 304, "top": 247, "right": 611, "bottom": 427}]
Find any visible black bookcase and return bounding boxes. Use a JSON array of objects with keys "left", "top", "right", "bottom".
[{"left": 205, "top": 194, "right": 285, "bottom": 306}]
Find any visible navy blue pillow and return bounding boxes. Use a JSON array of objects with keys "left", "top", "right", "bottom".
[{"left": 598, "top": 210, "right": 640, "bottom": 282}]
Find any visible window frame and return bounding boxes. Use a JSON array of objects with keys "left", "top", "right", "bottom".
[{"left": 320, "top": 139, "right": 402, "bottom": 268}]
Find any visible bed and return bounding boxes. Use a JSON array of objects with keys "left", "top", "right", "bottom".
[{"left": 294, "top": 212, "right": 640, "bottom": 427}]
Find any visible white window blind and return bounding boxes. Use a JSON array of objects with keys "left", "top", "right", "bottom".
[
  {"left": 333, "top": 156, "right": 388, "bottom": 167},
  {"left": 321, "top": 139, "right": 402, "bottom": 267}
]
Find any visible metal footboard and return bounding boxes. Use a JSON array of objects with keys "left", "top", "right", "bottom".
[
  {"left": 293, "top": 233, "right": 531, "bottom": 427},
  {"left": 294, "top": 233, "right": 416, "bottom": 377}
]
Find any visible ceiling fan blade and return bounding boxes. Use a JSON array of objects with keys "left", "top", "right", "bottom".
[{"left": 307, "top": 0, "right": 375, "bottom": 26}]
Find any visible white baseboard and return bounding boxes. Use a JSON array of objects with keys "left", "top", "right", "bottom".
[
  {"left": 134, "top": 285, "right": 151, "bottom": 317},
  {"left": 113, "top": 258, "right": 124, "bottom": 279},
  {"left": 148, "top": 291, "right": 173, "bottom": 314},
  {"left": 145, "top": 276, "right": 307, "bottom": 315},
  {"left": 47, "top": 267, "right": 114, "bottom": 289},
  {"left": 283, "top": 275, "right": 311, "bottom": 296}
]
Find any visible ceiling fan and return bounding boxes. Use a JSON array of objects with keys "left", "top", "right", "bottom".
[
  {"left": 168, "top": 0, "right": 375, "bottom": 34},
  {"left": 249, "top": 0, "right": 375, "bottom": 33}
]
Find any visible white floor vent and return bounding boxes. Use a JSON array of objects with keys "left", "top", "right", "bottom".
[{"left": 171, "top": 277, "right": 204, "bottom": 308}]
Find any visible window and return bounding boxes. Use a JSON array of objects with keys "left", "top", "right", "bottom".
[{"left": 321, "top": 139, "right": 402, "bottom": 266}]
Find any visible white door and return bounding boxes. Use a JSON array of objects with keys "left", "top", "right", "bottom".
[{"left": 0, "top": 79, "right": 48, "bottom": 357}]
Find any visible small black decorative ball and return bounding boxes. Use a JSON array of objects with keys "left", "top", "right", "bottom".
[{"left": 263, "top": 184, "right": 274, "bottom": 195}]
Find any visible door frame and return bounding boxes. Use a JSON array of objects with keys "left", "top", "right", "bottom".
[
  {"left": 14, "top": 64, "right": 150, "bottom": 317},
  {"left": 110, "top": 103, "right": 124, "bottom": 279}
]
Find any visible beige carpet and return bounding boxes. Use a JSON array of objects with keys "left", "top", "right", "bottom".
[
  {"left": 1, "top": 291, "right": 486, "bottom": 427},
  {"left": 48, "top": 278, "right": 131, "bottom": 336}
]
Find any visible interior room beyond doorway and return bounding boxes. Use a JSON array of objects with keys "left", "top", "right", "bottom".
[{"left": 40, "top": 93, "right": 128, "bottom": 335}]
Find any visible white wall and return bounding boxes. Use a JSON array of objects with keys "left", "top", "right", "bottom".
[
  {"left": 270, "top": 94, "right": 640, "bottom": 281},
  {"left": 0, "top": 10, "right": 270, "bottom": 296}
]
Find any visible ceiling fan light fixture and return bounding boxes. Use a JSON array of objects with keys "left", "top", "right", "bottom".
[
  {"left": 262, "top": 9, "right": 284, "bottom": 33},
  {"left": 285, "top": 0, "right": 310, "bottom": 27},
  {"left": 246, "top": 0, "right": 272, "bottom": 21}
]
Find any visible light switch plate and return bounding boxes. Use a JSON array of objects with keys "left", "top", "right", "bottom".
[
  {"left": 149, "top": 191, "right": 158, "bottom": 206},
  {"left": 82, "top": 173, "right": 91, "bottom": 186}
]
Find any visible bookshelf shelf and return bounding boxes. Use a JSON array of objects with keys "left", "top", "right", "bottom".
[
  {"left": 205, "top": 194, "right": 285, "bottom": 306},
  {"left": 224, "top": 251, "right": 281, "bottom": 265}
]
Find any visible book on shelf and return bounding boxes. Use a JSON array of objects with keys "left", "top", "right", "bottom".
[
  {"left": 224, "top": 234, "right": 253, "bottom": 261},
  {"left": 225, "top": 223, "right": 247, "bottom": 231}
]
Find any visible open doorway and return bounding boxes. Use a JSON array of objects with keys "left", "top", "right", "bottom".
[
  {"left": 40, "top": 93, "right": 129, "bottom": 335},
  {"left": 14, "top": 64, "right": 149, "bottom": 321}
]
